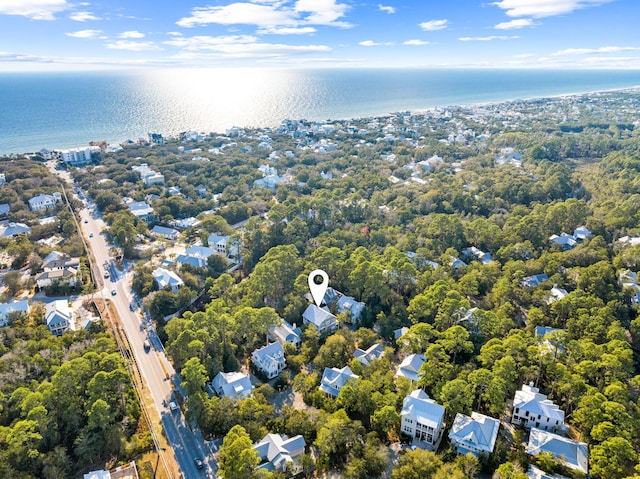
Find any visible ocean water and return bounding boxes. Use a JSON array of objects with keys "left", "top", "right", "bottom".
[{"left": 0, "top": 68, "right": 639, "bottom": 155}]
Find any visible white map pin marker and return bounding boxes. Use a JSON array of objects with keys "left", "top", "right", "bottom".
[{"left": 308, "top": 269, "right": 329, "bottom": 308}]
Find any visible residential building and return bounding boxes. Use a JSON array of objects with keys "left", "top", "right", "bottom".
[
  {"left": 59, "top": 146, "right": 100, "bottom": 166},
  {"left": 319, "top": 287, "right": 365, "bottom": 323},
  {"left": 549, "top": 233, "right": 577, "bottom": 250},
  {"left": 151, "top": 225, "right": 179, "bottom": 240},
  {"left": 152, "top": 268, "right": 184, "bottom": 293},
  {"left": 0, "top": 173, "right": 5, "bottom": 186},
  {"left": 512, "top": 382, "right": 564, "bottom": 432},
  {"left": 302, "top": 304, "right": 337, "bottom": 333},
  {"left": 208, "top": 234, "right": 239, "bottom": 258},
  {"left": 395, "top": 353, "right": 425, "bottom": 382},
  {"left": 211, "top": 371, "right": 253, "bottom": 399},
  {"left": 449, "top": 412, "right": 500, "bottom": 456},
  {"left": 526, "top": 428, "right": 588, "bottom": 474},
  {"left": 400, "top": 389, "right": 446, "bottom": 448},
  {"left": 521, "top": 274, "right": 549, "bottom": 288},
  {"left": 132, "top": 163, "right": 164, "bottom": 186},
  {"left": 620, "top": 270, "right": 640, "bottom": 305},
  {"left": 320, "top": 366, "right": 359, "bottom": 397},
  {"left": 573, "top": 226, "right": 591, "bottom": 241},
  {"left": 462, "top": 246, "right": 492, "bottom": 264},
  {"left": 83, "top": 471, "right": 111, "bottom": 479},
  {"left": 254, "top": 433, "right": 306, "bottom": 474},
  {"left": 45, "top": 299, "right": 73, "bottom": 336},
  {"left": 252, "top": 342, "right": 286, "bottom": 379},
  {"left": 546, "top": 284, "right": 569, "bottom": 304},
  {"left": 527, "top": 465, "right": 570, "bottom": 479},
  {"left": 128, "top": 201, "right": 154, "bottom": 222},
  {"left": 28, "top": 192, "right": 61, "bottom": 212},
  {"left": 354, "top": 343, "right": 385, "bottom": 365},
  {"left": 393, "top": 326, "right": 409, "bottom": 341},
  {"left": 0, "top": 300, "right": 29, "bottom": 328},
  {"left": 0, "top": 222, "right": 31, "bottom": 238},
  {"left": 0, "top": 203, "right": 9, "bottom": 218},
  {"left": 268, "top": 321, "right": 301, "bottom": 349}
]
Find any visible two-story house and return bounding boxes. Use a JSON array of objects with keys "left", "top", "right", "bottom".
[
  {"left": 319, "top": 366, "right": 359, "bottom": 397},
  {"left": 211, "top": 371, "right": 253, "bottom": 399},
  {"left": 254, "top": 433, "right": 306, "bottom": 474},
  {"left": 449, "top": 412, "right": 500, "bottom": 457},
  {"left": 252, "top": 342, "right": 286, "bottom": 379},
  {"left": 268, "top": 321, "right": 302, "bottom": 349},
  {"left": 512, "top": 382, "right": 565, "bottom": 432},
  {"left": 28, "top": 192, "right": 61, "bottom": 212},
  {"left": 395, "top": 353, "right": 425, "bottom": 382},
  {"left": 45, "top": 300, "right": 73, "bottom": 336},
  {"left": 302, "top": 304, "right": 337, "bottom": 333},
  {"left": 152, "top": 268, "right": 184, "bottom": 293},
  {"left": 400, "top": 389, "right": 446, "bottom": 449}
]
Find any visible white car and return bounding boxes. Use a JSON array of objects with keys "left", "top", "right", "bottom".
[{"left": 169, "top": 401, "right": 179, "bottom": 411}]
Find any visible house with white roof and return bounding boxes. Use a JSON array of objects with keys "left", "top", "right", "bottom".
[
  {"left": 28, "top": 193, "right": 61, "bottom": 212},
  {"left": 526, "top": 428, "right": 588, "bottom": 474},
  {"left": 152, "top": 268, "right": 184, "bottom": 293},
  {"left": 393, "top": 326, "right": 409, "bottom": 341},
  {"left": 252, "top": 342, "right": 286, "bottom": 379},
  {"left": 620, "top": 270, "right": 640, "bottom": 305},
  {"left": 395, "top": 353, "right": 425, "bottom": 382},
  {"left": 401, "top": 389, "right": 445, "bottom": 449},
  {"left": 320, "top": 366, "right": 359, "bottom": 397},
  {"left": 211, "top": 371, "right": 253, "bottom": 399},
  {"left": 449, "top": 412, "right": 500, "bottom": 457},
  {"left": 254, "top": 433, "right": 306, "bottom": 474},
  {"left": 59, "top": 146, "right": 100, "bottom": 166},
  {"left": 319, "top": 287, "right": 365, "bottom": 323},
  {"left": 573, "top": 226, "right": 591, "bottom": 241},
  {"left": 207, "top": 234, "right": 239, "bottom": 258},
  {"left": 268, "top": 321, "right": 301, "bottom": 349},
  {"left": 132, "top": 163, "right": 164, "bottom": 186},
  {"left": 512, "top": 382, "right": 564, "bottom": 432},
  {"left": 128, "top": 201, "right": 154, "bottom": 222},
  {"left": 45, "top": 299, "right": 73, "bottom": 336},
  {"left": 527, "top": 465, "right": 570, "bottom": 479},
  {"left": 354, "top": 343, "right": 385, "bottom": 365},
  {"left": 0, "top": 203, "right": 9, "bottom": 218},
  {"left": 549, "top": 233, "right": 577, "bottom": 250},
  {"left": 0, "top": 222, "right": 31, "bottom": 238},
  {"left": 83, "top": 470, "right": 111, "bottom": 479},
  {"left": 521, "top": 274, "right": 549, "bottom": 288},
  {"left": 462, "top": 246, "right": 492, "bottom": 265},
  {"left": 546, "top": 284, "right": 569, "bottom": 304},
  {"left": 0, "top": 300, "right": 29, "bottom": 328},
  {"left": 151, "top": 225, "right": 179, "bottom": 240},
  {"left": 302, "top": 304, "right": 337, "bottom": 333}
]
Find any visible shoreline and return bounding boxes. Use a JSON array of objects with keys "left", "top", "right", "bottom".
[{"left": 2, "top": 83, "right": 640, "bottom": 157}]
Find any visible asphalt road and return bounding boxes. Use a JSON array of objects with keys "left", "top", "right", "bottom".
[{"left": 53, "top": 164, "right": 217, "bottom": 479}]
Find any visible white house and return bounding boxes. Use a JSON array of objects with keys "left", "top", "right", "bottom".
[
  {"left": 208, "top": 234, "right": 239, "bottom": 258},
  {"left": 449, "top": 412, "right": 500, "bottom": 456},
  {"left": 302, "top": 304, "right": 337, "bottom": 333},
  {"left": 152, "top": 268, "right": 184, "bottom": 293},
  {"left": 128, "top": 201, "right": 154, "bottom": 222},
  {"left": 0, "top": 300, "right": 29, "bottom": 328},
  {"left": 546, "top": 284, "right": 569, "bottom": 304},
  {"left": 45, "top": 299, "right": 73, "bottom": 336},
  {"left": 268, "top": 321, "right": 301, "bottom": 349},
  {"left": 252, "top": 342, "right": 286, "bottom": 379},
  {"left": 319, "top": 366, "right": 359, "bottom": 397},
  {"left": 132, "top": 163, "right": 164, "bottom": 186},
  {"left": 254, "top": 433, "right": 306, "bottom": 474},
  {"left": 151, "top": 225, "right": 179, "bottom": 240},
  {"left": 395, "top": 354, "right": 425, "bottom": 382},
  {"left": 527, "top": 465, "right": 570, "bottom": 479},
  {"left": 28, "top": 193, "right": 61, "bottom": 212},
  {"left": 0, "top": 222, "right": 31, "bottom": 238},
  {"left": 400, "top": 389, "right": 445, "bottom": 449},
  {"left": 321, "top": 287, "right": 365, "bottom": 323},
  {"left": 512, "top": 382, "right": 565, "bottom": 432},
  {"left": 526, "top": 428, "right": 588, "bottom": 474},
  {"left": 354, "top": 343, "right": 385, "bottom": 365},
  {"left": 211, "top": 371, "right": 253, "bottom": 399},
  {"left": 549, "top": 233, "right": 577, "bottom": 250}
]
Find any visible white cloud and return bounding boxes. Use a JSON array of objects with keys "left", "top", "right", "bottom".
[
  {"left": 403, "top": 39, "right": 430, "bottom": 46},
  {"left": 164, "top": 34, "right": 330, "bottom": 58},
  {"left": 177, "top": 0, "right": 351, "bottom": 29},
  {"left": 119, "top": 30, "right": 145, "bottom": 39},
  {"left": 492, "top": 0, "right": 612, "bottom": 19},
  {"left": 69, "top": 11, "right": 100, "bottom": 21},
  {"left": 0, "top": 0, "right": 70, "bottom": 20},
  {"left": 167, "top": 31, "right": 183, "bottom": 36},
  {"left": 257, "top": 26, "right": 317, "bottom": 34},
  {"left": 106, "top": 40, "right": 162, "bottom": 51},
  {"left": 553, "top": 46, "right": 640, "bottom": 56},
  {"left": 359, "top": 40, "right": 394, "bottom": 46},
  {"left": 419, "top": 19, "right": 448, "bottom": 31},
  {"left": 164, "top": 35, "right": 258, "bottom": 50},
  {"left": 378, "top": 4, "right": 395, "bottom": 14},
  {"left": 458, "top": 35, "right": 519, "bottom": 41},
  {"left": 295, "top": 0, "right": 351, "bottom": 27},
  {"left": 494, "top": 18, "right": 535, "bottom": 29},
  {"left": 65, "top": 29, "right": 103, "bottom": 39}
]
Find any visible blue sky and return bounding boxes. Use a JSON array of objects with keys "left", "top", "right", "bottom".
[{"left": 1, "top": 0, "right": 639, "bottom": 70}]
